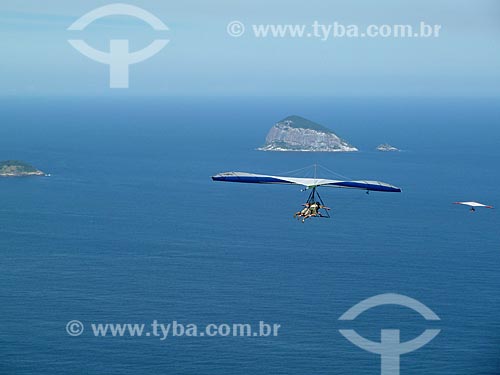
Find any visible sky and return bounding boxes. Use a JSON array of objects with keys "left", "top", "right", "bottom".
[{"left": 1, "top": 0, "right": 499, "bottom": 97}]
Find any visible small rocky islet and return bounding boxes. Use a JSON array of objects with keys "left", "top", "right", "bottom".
[{"left": 0, "top": 160, "right": 46, "bottom": 177}]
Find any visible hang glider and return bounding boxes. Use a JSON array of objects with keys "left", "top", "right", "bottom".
[
  {"left": 212, "top": 171, "right": 401, "bottom": 221},
  {"left": 454, "top": 201, "right": 493, "bottom": 212}
]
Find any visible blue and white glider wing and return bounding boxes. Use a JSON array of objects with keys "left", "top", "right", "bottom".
[{"left": 212, "top": 172, "right": 401, "bottom": 193}]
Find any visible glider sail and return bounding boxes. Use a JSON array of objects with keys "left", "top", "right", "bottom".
[
  {"left": 212, "top": 172, "right": 402, "bottom": 193},
  {"left": 454, "top": 202, "right": 493, "bottom": 209}
]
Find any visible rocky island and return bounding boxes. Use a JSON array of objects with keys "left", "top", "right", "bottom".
[
  {"left": 259, "top": 115, "right": 358, "bottom": 152},
  {"left": 0, "top": 160, "right": 46, "bottom": 177},
  {"left": 376, "top": 144, "right": 400, "bottom": 152}
]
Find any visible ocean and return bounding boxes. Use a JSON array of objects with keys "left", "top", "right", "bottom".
[{"left": 0, "top": 97, "right": 499, "bottom": 374}]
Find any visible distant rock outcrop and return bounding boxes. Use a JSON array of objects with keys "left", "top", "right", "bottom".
[
  {"left": 376, "top": 144, "right": 400, "bottom": 152},
  {"left": 0, "top": 160, "right": 46, "bottom": 177},
  {"left": 258, "top": 115, "right": 358, "bottom": 152}
]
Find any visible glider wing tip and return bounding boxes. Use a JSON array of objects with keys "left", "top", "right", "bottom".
[
  {"left": 212, "top": 172, "right": 226, "bottom": 181},
  {"left": 386, "top": 185, "right": 401, "bottom": 193}
]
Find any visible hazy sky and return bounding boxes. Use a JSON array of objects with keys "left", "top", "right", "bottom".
[{"left": 1, "top": 0, "right": 499, "bottom": 97}]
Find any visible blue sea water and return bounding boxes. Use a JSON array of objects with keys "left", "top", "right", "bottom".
[{"left": 0, "top": 97, "right": 499, "bottom": 374}]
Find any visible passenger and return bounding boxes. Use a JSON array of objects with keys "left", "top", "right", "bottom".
[
  {"left": 301, "top": 202, "right": 318, "bottom": 222},
  {"left": 294, "top": 203, "right": 311, "bottom": 218}
]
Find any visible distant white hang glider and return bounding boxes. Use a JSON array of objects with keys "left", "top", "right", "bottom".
[
  {"left": 211, "top": 171, "right": 402, "bottom": 221},
  {"left": 454, "top": 201, "right": 494, "bottom": 212}
]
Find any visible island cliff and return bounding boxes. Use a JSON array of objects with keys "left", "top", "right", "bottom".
[{"left": 259, "top": 115, "right": 358, "bottom": 152}]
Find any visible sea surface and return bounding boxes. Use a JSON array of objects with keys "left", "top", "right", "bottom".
[{"left": 0, "top": 97, "right": 499, "bottom": 374}]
